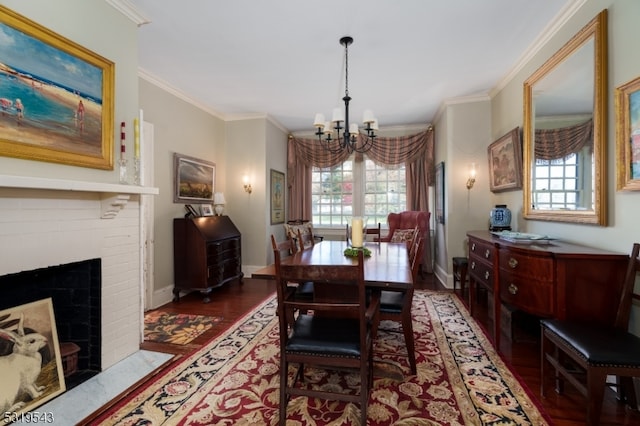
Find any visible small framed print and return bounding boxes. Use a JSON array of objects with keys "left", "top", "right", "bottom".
[
  {"left": 173, "top": 153, "right": 215, "bottom": 203},
  {"left": 488, "top": 127, "right": 523, "bottom": 193},
  {"left": 270, "top": 169, "right": 285, "bottom": 224},
  {"left": 201, "top": 204, "right": 214, "bottom": 216},
  {"left": 435, "top": 162, "right": 445, "bottom": 224}
]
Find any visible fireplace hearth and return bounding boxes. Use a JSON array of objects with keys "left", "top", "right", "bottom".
[{"left": 0, "top": 259, "right": 102, "bottom": 389}]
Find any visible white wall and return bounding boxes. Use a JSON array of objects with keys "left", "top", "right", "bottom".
[{"left": 138, "top": 78, "right": 225, "bottom": 303}]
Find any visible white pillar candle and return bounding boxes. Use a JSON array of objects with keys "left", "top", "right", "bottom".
[{"left": 351, "top": 217, "right": 363, "bottom": 247}]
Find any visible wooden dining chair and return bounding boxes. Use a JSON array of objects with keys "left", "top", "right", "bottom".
[
  {"left": 273, "top": 249, "right": 378, "bottom": 425},
  {"left": 540, "top": 242, "right": 640, "bottom": 426},
  {"left": 295, "top": 227, "right": 316, "bottom": 252},
  {"left": 373, "top": 235, "right": 424, "bottom": 375},
  {"left": 270, "top": 234, "right": 313, "bottom": 301},
  {"left": 365, "top": 222, "right": 381, "bottom": 242}
]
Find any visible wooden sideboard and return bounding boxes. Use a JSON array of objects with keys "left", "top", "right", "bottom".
[
  {"left": 466, "top": 230, "right": 628, "bottom": 349},
  {"left": 174, "top": 216, "right": 243, "bottom": 302}
]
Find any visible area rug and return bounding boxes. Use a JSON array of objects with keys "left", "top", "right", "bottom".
[
  {"left": 144, "top": 310, "right": 222, "bottom": 345},
  {"left": 95, "top": 291, "right": 549, "bottom": 425}
]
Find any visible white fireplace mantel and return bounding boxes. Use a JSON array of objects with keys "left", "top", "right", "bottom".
[{"left": 0, "top": 174, "right": 159, "bottom": 219}]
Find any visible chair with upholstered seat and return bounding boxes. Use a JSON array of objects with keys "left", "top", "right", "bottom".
[
  {"left": 274, "top": 249, "right": 378, "bottom": 425},
  {"left": 379, "top": 211, "right": 429, "bottom": 277},
  {"left": 540, "top": 242, "right": 640, "bottom": 426},
  {"left": 374, "top": 234, "right": 424, "bottom": 375},
  {"left": 270, "top": 234, "right": 313, "bottom": 301}
]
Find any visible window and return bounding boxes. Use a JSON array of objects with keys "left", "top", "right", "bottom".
[
  {"left": 312, "top": 156, "right": 406, "bottom": 226},
  {"left": 532, "top": 152, "right": 592, "bottom": 210}
]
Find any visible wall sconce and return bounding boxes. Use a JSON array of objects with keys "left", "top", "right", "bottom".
[
  {"left": 466, "top": 163, "right": 476, "bottom": 190},
  {"left": 243, "top": 176, "right": 252, "bottom": 194}
]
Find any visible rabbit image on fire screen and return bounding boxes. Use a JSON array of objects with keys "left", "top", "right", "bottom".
[{"left": 0, "top": 311, "right": 52, "bottom": 413}]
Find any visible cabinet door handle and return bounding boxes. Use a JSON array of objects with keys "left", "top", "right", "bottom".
[
  {"left": 508, "top": 257, "right": 518, "bottom": 268},
  {"left": 485, "top": 249, "right": 490, "bottom": 258},
  {"left": 508, "top": 283, "right": 518, "bottom": 295},
  {"left": 471, "top": 261, "right": 476, "bottom": 270},
  {"left": 484, "top": 271, "right": 490, "bottom": 280},
  {"left": 471, "top": 243, "right": 476, "bottom": 251}
]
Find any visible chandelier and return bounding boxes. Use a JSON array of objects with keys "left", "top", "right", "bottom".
[{"left": 313, "top": 36, "right": 378, "bottom": 154}]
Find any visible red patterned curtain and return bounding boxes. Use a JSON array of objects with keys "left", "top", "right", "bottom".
[
  {"left": 534, "top": 119, "right": 593, "bottom": 160},
  {"left": 287, "top": 127, "right": 435, "bottom": 272}
]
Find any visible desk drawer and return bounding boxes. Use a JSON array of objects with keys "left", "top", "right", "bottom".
[{"left": 499, "top": 274, "right": 554, "bottom": 317}]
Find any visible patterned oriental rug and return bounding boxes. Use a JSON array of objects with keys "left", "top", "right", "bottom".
[
  {"left": 96, "top": 291, "right": 550, "bottom": 425},
  {"left": 144, "top": 311, "right": 222, "bottom": 345}
]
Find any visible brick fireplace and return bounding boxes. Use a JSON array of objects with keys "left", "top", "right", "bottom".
[{"left": 0, "top": 178, "right": 156, "bottom": 371}]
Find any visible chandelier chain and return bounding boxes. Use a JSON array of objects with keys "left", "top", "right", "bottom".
[{"left": 344, "top": 40, "right": 349, "bottom": 98}]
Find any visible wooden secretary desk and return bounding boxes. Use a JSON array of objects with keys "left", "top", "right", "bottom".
[
  {"left": 174, "top": 216, "right": 243, "bottom": 302},
  {"left": 466, "top": 230, "right": 628, "bottom": 349}
]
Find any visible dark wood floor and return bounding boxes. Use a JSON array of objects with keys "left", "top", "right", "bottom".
[{"left": 141, "top": 275, "right": 640, "bottom": 426}]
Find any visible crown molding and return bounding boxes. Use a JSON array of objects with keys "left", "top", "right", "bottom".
[
  {"left": 138, "top": 68, "right": 225, "bottom": 120},
  {"left": 105, "top": 0, "right": 151, "bottom": 26},
  {"left": 490, "top": 0, "right": 586, "bottom": 97}
]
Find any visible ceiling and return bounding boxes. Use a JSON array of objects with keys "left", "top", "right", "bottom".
[{"left": 120, "top": 0, "right": 580, "bottom": 133}]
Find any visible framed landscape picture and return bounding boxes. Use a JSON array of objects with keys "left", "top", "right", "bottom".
[
  {"left": 487, "top": 127, "right": 523, "bottom": 193},
  {"left": 270, "top": 169, "right": 285, "bottom": 224},
  {"left": 0, "top": 298, "right": 66, "bottom": 419},
  {"left": 0, "top": 5, "right": 114, "bottom": 169},
  {"left": 615, "top": 75, "right": 640, "bottom": 191},
  {"left": 435, "top": 162, "right": 445, "bottom": 224},
  {"left": 173, "top": 153, "right": 215, "bottom": 203}
]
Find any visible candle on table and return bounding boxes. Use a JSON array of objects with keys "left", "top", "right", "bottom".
[{"left": 351, "top": 217, "right": 363, "bottom": 247}]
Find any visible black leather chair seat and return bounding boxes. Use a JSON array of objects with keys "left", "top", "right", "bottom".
[
  {"left": 286, "top": 314, "right": 361, "bottom": 357},
  {"left": 380, "top": 291, "right": 404, "bottom": 314},
  {"left": 542, "top": 319, "right": 640, "bottom": 366}
]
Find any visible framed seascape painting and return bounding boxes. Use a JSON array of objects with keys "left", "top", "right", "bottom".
[
  {"left": 487, "top": 127, "right": 523, "bottom": 193},
  {"left": 270, "top": 169, "right": 285, "bottom": 224},
  {"left": 435, "top": 162, "right": 444, "bottom": 224},
  {"left": 0, "top": 6, "right": 114, "bottom": 169},
  {"left": 0, "top": 298, "right": 66, "bottom": 420},
  {"left": 173, "top": 153, "right": 215, "bottom": 203},
  {"left": 615, "top": 75, "right": 640, "bottom": 191}
]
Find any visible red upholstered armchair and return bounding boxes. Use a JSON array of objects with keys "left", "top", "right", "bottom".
[
  {"left": 379, "top": 211, "right": 430, "bottom": 242},
  {"left": 380, "top": 210, "right": 431, "bottom": 276}
]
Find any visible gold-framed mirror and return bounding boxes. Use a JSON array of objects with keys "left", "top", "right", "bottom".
[{"left": 522, "top": 10, "right": 607, "bottom": 225}]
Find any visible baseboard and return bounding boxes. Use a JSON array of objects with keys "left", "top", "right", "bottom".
[{"left": 150, "top": 285, "right": 174, "bottom": 309}]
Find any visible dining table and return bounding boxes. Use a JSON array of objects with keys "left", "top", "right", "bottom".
[{"left": 279, "top": 240, "right": 414, "bottom": 290}]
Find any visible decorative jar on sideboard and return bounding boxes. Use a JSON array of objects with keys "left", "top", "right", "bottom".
[{"left": 489, "top": 204, "right": 512, "bottom": 231}]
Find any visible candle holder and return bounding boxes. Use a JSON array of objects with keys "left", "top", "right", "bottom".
[
  {"left": 118, "top": 158, "right": 128, "bottom": 184},
  {"left": 133, "top": 158, "right": 141, "bottom": 185}
]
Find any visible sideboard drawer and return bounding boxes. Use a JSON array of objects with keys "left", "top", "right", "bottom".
[
  {"left": 499, "top": 274, "right": 554, "bottom": 317},
  {"left": 498, "top": 250, "right": 553, "bottom": 281},
  {"left": 468, "top": 257, "right": 493, "bottom": 289},
  {"left": 469, "top": 238, "right": 495, "bottom": 263}
]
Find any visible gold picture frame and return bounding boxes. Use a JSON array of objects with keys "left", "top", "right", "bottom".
[
  {"left": 615, "top": 75, "right": 640, "bottom": 191},
  {"left": 270, "top": 169, "right": 285, "bottom": 224},
  {"left": 0, "top": 298, "right": 66, "bottom": 418},
  {"left": 0, "top": 5, "right": 114, "bottom": 169},
  {"left": 488, "top": 127, "right": 522, "bottom": 193}
]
